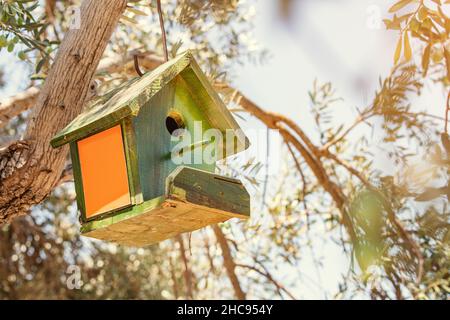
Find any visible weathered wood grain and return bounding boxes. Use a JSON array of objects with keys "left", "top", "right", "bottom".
[
  {"left": 132, "top": 83, "right": 176, "bottom": 201},
  {"left": 51, "top": 51, "right": 249, "bottom": 158},
  {"left": 81, "top": 167, "right": 250, "bottom": 247},
  {"left": 167, "top": 166, "right": 250, "bottom": 217}
]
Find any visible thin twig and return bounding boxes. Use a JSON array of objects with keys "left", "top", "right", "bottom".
[
  {"left": 285, "top": 141, "right": 310, "bottom": 227},
  {"left": 168, "top": 252, "right": 179, "bottom": 299},
  {"left": 156, "top": 0, "right": 169, "bottom": 62},
  {"left": 322, "top": 149, "right": 371, "bottom": 187},
  {"left": 212, "top": 225, "right": 246, "bottom": 300},
  {"left": 236, "top": 263, "right": 297, "bottom": 300},
  {"left": 445, "top": 90, "right": 450, "bottom": 134},
  {"left": 260, "top": 128, "right": 270, "bottom": 210},
  {"left": 384, "top": 203, "right": 424, "bottom": 284},
  {"left": 176, "top": 235, "right": 194, "bottom": 299}
]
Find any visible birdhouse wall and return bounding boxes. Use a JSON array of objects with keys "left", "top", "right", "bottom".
[{"left": 132, "top": 76, "right": 215, "bottom": 202}]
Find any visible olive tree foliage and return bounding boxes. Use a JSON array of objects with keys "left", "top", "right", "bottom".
[
  {"left": 0, "top": 0, "right": 448, "bottom": 300},
  {"left": 0, "top": 0, "right": 265, "bottom": 299},
  {"left": 268, "top": 0, "right": 449, "bottom": 299}
]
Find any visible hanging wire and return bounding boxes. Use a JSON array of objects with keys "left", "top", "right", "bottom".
[
  {"left": 134, "top": 0, "right": 169, "bottom": 77},
  {"left": 133, "top": 54, "right": 144, "bottom": 77}
]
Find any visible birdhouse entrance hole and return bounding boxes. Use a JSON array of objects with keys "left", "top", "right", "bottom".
[{"left": 165, "top": 111, "right": 185, "bottom": 136}]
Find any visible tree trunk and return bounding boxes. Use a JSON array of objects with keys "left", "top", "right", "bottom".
[{"left": 0, "top": 0, "right": 127, "bottom": 224}]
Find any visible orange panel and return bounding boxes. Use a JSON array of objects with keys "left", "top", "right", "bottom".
[{"left": 77, "top": 125, "right": 131, "bottom": 218}]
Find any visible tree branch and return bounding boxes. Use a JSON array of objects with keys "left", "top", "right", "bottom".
[
  {"left": 176, "top": 235, "right": 195, "bottom": 299},
  {"left": 0, "top": 0, "right": 128, "bottom": 225},
  {"left": 212, "top": 224, "right": 246, "bottom": 300},
  {"left": 0, "top": 53, "right": 164, "bottom": 128},
  {"left": 236, "top": 263, "right": 297, "bottom": 300},
  {"left": 0, "top": 87, "right": 39, "bottom": 129}
]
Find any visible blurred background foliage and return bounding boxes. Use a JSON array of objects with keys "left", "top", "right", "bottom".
[{"left": 0, "top": 0, "right": 448, "bottom": 300}]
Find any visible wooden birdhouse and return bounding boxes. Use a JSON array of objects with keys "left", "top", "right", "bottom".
[{"left": 51, "top": 51, "right": 250, "bottom": 247}]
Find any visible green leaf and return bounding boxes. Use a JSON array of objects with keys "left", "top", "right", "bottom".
[
  {"left": 0, "top": 35, "right": 7, "bottom": 47},
  {"left": 126, "top": 7, "right": 147, "bottom": 16},
  {"left": 403, "top": 32, "right": 412, "bottom": 61},
  {"left": 422, "top": 44, "right": 431, "bottom": 76},
  {"left": 444, "top": 47, "right": 450, "bottom": 80},
  {"left": 7, "top": 42, "right": 14, "bottom": 52},
  {"left": 120, "top": 15, "right": 138, "bottom": 24},
  {"left": 30, "top": 73, "right": 46, "bottom": 80},
  {"left": 18, "top": 50, "right": 26, "bottom": 60}
]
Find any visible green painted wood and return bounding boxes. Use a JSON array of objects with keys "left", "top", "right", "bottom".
[
  {"left": 166, "top": 166, "right": 250, "bottom": 217},
  {"left": 80, "top": 166, "right": 250, "bottom": 247},
  {"left": 81, "top": 196, "right": 165, "bottom": 233},
  {"left": 50, "top": 53, "right": 191, "bottom": 148},
  {"left": 82, "top": 199, "right": 244, "bottom": 247},
  {"left": 70, "top": 142, "right": 87, "bottom": 222},
  {"left": 50, "top": 50, "right": 249, "bottom": 160},
  {"left": 132, "top": 83, "right": 176, "bottom": 201},
  {"left": 133, "top": 75, "right": 218, "bottom": 202},
  {"left": 179, "top": 62, "right": 250, "bottom": 155},
  {"left": 121, "top": 118, "right": 143, "bottom": 205},
  {"left": 79, "top": 166, "right": 250, "bottom": 246},
  {"left": 173, "top": 76, "right": 216, "bottom": 172}
]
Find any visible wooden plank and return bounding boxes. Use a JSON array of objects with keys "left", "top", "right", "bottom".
[
  {"left": 132, "top": 83, "right": 176, "bottom": 201},
  {"left": 179, "top": 63, "right": 250, "bottom": 156},
  {"left": 166, "top": 166, "right": 250, "bottom": 217},
  {"left": 82, "top": 200, "right": 247, "bottom": 247},
  {"left": 70, "top": 142, "right": 87, "bottom": 221},
  {"left": 81, "top": 196, "right": 165, "bottom": 233},
  {"left": 81, "top": 167, "right": 250, "bottom": 246},
  {"left": 121, "top": 118, "right": 143, "bottom": 205},
  {"left": 173, "top": 76, "right": 216, "bottom": 172},
  {"left": 51, "top": 52, "right": 192, "bottom": 147}
]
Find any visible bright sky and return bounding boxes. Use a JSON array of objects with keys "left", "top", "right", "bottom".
[{"left": 233, "top": 0, "right": 446, "bottom": 299}]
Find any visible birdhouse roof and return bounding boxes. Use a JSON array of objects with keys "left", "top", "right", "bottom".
[{"left": 51, "top": 51, "right": 248, "bottom": 150}]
